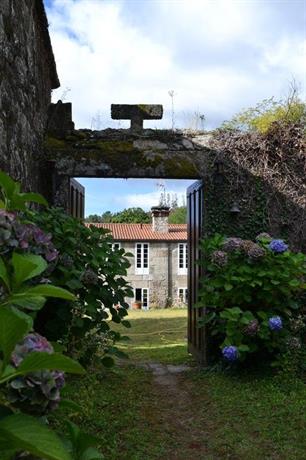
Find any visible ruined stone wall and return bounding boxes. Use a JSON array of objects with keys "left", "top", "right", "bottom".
[{"left": 0, "top": 0, "right": 59, "bottom": 194}]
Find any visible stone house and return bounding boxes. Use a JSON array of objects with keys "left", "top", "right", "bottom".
[{"left": 90, "top": 207, "right": 188, "bottom": 309}]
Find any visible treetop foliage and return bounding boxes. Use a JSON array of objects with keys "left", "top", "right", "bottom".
[{"left": 85, "top": 206, "right": 187, "bottom": 224}]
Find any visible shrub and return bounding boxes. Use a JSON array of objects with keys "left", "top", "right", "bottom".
[
  {"left": 28, "top": 207, "right": 133, "bottom": 366},
  {"left": 220, "top": 92, "right": 306, "bottom": 133},
  {"left": 197, "top": 234, "right": 306, "bottom": 367},
  {"left": 0, "top": 170, "right": 93, "bottom": 459}
]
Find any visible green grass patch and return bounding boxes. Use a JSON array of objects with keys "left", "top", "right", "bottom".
[
  {"left": 189, "top": 369, "right": 306, "bottom": 459},
  {"left": 113, "top": 308, "right": 191, "bottom": 364}
]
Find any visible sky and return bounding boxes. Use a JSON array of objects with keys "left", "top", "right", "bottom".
[{"left": 44, "top": 0, "right": 306, "bottom": 216}]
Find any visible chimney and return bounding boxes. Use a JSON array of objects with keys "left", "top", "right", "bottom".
[{"left": 151, "top": 206, "right": 170, "bottom": 233}]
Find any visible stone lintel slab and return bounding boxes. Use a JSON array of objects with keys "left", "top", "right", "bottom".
[{"left": 45, "top": 129, "right": 215, "bottom": 179}]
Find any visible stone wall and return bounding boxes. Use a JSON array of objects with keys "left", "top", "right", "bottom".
[
  {"left": 0, "top": 0, "right": 59, "bottom": 194},
  {"left": 48, "top": 126, "right": 306, "bottom": 250}
]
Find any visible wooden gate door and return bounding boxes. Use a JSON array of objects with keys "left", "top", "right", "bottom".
[{"left": 187, "top": 180, "right": 207, "bottom": 365}]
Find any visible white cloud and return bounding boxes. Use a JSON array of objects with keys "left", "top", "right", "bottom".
[{"left": 47, "top": 0, "right": 306, "bottom": 130}]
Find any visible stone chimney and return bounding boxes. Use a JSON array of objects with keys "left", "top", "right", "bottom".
[{"left": 151, "top": 206, "right": 170, "bottom": 233}]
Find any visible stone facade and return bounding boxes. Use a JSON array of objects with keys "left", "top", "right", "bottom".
[
  {"left": 121, "top": 240, "right": 187, "bottom": 309},
  {"left": 0, "top": 0, "right": 59, "bottom": 196}
]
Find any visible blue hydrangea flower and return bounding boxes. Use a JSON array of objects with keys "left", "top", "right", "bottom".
[
  {"left": 268, "top": 316, "right": 283, "bottom": 331},
  {"left": 222, "top": 345, "right": 239, "bottom": 361},
  {"left": 268, "top": 239, "right": 288, "bottom": 254}
]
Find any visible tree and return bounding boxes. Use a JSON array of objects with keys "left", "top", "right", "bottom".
[
  {"left": 112, "top": 207, "right": 150, "bottom": 223},
  {"left": 169, "top": 206, "right": 187, "bottom": 224},
  {"left": 84, "top": 214, "right": 103, "bottom": 223},
  {"left": 101, "top": 211, "right": 113, "bottom": 222}
]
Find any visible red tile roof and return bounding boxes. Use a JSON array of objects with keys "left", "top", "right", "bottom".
[{"left": 86, "top": 223, "right": 187, "bottom": 241}]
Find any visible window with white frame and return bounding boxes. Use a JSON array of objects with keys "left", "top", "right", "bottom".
[
  {"left": 178, "top": 243, "right": 187, "bottom": 275},
  {"left": 135, "top": 287, "right": 149, "bottom": 309},
  {"left": 178, "top": 288, "right": 188, "bottom": 304},
  {"left": 135, "top": 243, "right": 149, "bottom": 274}
]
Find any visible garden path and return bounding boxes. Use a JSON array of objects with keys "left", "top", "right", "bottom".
[{"left": 136, "top": 361, "right": 211, "bottom": 460}]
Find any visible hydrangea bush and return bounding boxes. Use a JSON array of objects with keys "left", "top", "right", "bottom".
[
  {"left": 0, "top": 209, "right": 58, "bottom": 262},
  {"left": 0, "top": 170, "right": 102, "bottom": 459},
  {"left": 198, "top": 234, "right": 306, "bottom": 367},
  {"left": 8, "top": 333, "right": 65, "bottom": 415},
  {"left": 29, "top": 207, "right": 133, "bottom": 367}
]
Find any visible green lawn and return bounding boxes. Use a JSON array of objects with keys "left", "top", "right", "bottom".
[
  {"left": 60, "top": 308, "right": 306, "bottom": 460},
  {"left": 113, "top": 308, "right": 190, "bottom": 364}
]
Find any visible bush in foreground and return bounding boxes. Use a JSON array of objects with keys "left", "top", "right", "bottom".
[{"left": 197, "top": 234, "right": 306, "bottom": 370}]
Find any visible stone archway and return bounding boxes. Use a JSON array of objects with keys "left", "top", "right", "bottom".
[{"left": 45, "top": 103, "right": 215, "bottom": 364}]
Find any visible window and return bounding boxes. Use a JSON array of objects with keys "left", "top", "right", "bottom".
[
  {"left": 135, "top": 288, "right": 149, "bottom": 309},
  {"left": 135, "top": 243, "right": 149, "bottom": 274},
  {"left": 178, "top": 288, "right": 188, "bottom": 304},
  {"left": 108, "top": 242, "right": 121, "bottom": 250},
  {"left": 178, "top": 243, "right": 187, "bottom": 274}
]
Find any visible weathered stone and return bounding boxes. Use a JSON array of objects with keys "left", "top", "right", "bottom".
[
  {"left": 133, "top": 140, "right": 168, "bottom": 150},
  {"left": 45, "top": 129, "right": 212, "bottom": 185},
  {"left": 0, "top": 0, "right": 59, "bottom": 194},
  {"left": 181, "top": 139, "right": 194, "bottom": 150},
  {"left": 111, "top": 104, "right": 163, "bottom": 131},
  {"left": 47, "top": 101, "right": 75, "bottom": 137}
]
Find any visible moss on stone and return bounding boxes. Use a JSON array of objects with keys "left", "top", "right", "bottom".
[
  {"left": 85, "top": 140, "right": 135, "bottom": 153},
  {"left": 163, "top": 158, "right": 199, "bottom": 178},
  {"left": 45, "top": 136, "right": 68, "bottom": 149}
]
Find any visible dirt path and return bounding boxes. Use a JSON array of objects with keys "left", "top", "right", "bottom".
[{"left": 138, "top": 362, "right": 214, "bottom": 460}]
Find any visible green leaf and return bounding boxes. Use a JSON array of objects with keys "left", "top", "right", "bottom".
[
  {"left": 0, "top": 256, "right": 9, "bottom": 290},
  {"left": 17, "top": 352, "right": 85, "bottom": 375},
  {"left": 224, "top": 283, "right": 233, "bottom": 291},
  {"left": 19, "top": 192, "right": 48, "bottom": 207},
  {"left": 0, "top": 171, "right": 16, "bottom": 198},
  {"left": 289, "top": 279, "right": 300, "bottom": 287},
  {"left": 0, "top": 308, "right": 29, "bottom": 368},
  {"left": 25, "top": 285, "right": 76, "bottom": 301},
  {"left": 10, "top": 295, "right": 46, "bottom": 311},
  {"left": 0, "top": 413, "right": 71, "bottom": 460},
  {"left": 121, "top": 320, "right": 131, "bottom": 328},
  {"left": 238, "top": 344, "right": 250, "bottom": 352},
  {"left": 198, "top": 312, "right": 216, "bottom": 324},
  {"left": 3, "top": 293, "right": 47, "bottom": 311},
  {"left": 12, "top": 253, "right": 47, "bottom": 286}
]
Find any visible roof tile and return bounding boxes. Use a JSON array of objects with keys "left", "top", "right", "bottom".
[{"left": 86, "top": 223, "right": 187, "bottom": 241}]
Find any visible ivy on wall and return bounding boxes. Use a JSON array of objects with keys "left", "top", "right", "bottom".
[{"left": 204, "top": 121, "right": 305, "bottom": 250}]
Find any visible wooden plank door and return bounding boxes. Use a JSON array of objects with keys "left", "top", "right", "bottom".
[{"left": 187, "top": 180, "right": 207, "bottom": 365}]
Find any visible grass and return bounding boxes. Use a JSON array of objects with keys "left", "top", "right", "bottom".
[
  {"left": 113, "top": 308, "right": 190, "bottom": 364},
  {"left": 59, "top": 308, "right": 306, "bottom": 460}
]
